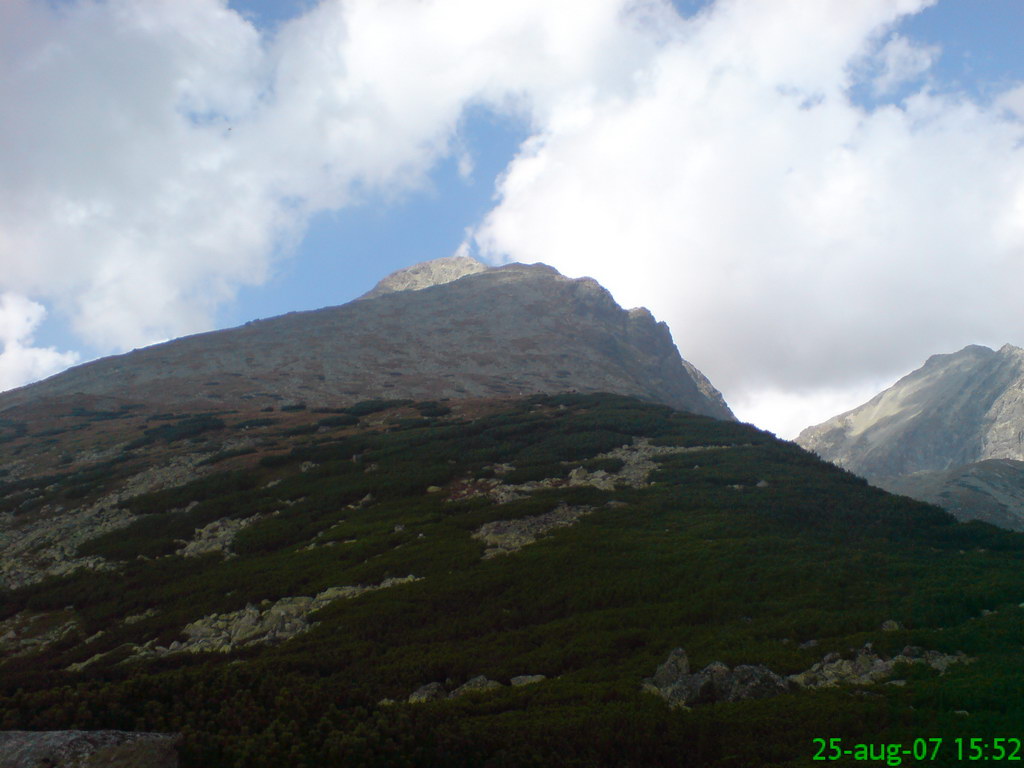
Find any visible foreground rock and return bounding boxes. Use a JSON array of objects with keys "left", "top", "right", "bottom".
[
  {"left": 642, "top": 649, "right": 790, "bottom": 707},
  {"left": 0, "top": 731, "right": 179, "bottom": 768},
  {"left": 789, "top": 645, "right": 972, "bottom": 688}
]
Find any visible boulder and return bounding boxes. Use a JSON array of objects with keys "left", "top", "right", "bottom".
[
  {"left": 408, "top": 682, "right": 447, "bottom": 703},
  {"left": 450, "top": 676, "right": 503, "bottom": 697},
  {"left": 643, "top": 650, "right": 790, "bottom": 707},
  {"left": 650, "top": 647, "right": 689, "bottom": 689}
]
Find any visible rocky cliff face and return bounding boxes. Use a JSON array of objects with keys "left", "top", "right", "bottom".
[
  {"left": 0, "top": 258, "right": 732, "bottom": 421},
  {"left": 796, "top": 344, "right": 1024, "bottom": 529},
  {"left": 797, "top": 344, "right": 1024, "bottom": 479}
]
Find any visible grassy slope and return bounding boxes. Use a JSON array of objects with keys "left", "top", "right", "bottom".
[{"left": 0, "top": 393, "right": 1021, "bottom": 767}]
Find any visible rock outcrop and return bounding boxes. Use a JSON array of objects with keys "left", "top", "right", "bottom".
[
  {"left": 0, "top": 609, "right": 79, "bottom": 659},
  {"left": 473, "top": 504, "right": 595, "bottom": 558},
  {"left": 140, "top": 576, "right": 419, "bottom": 657},
  {"left": 789, "top": 645, "right": 971, "bottom": 688},
  {"left": 406, "top": 674, "right": 544, "bottom": 703},
  {"left": 449, "top": 438, "right": 742, "bottom": 505},
  {"left": 0, "top": 731, "right": 180, "bottom": 768},
  {"left": 0, "top": 258, "right": 733, "bottom": 420},
  {"left": 356, "top": 255, "right": 486, "bottom": 300},
  {"left": 643, "top": 644, "right": 972, "bottom": 708},
  {"left": 0, "top": 454, "right": 216, "bottom": 590},
  {"left": 642, "top": 649, "right": 790, "bottom": 707}
]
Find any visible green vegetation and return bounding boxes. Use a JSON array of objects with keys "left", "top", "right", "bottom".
[
  {"left": 0, "top": 394, "right": 1021, "bottom": 766},
  {"left": 127, "top": 414, "right": 226, "bottom": 449}
]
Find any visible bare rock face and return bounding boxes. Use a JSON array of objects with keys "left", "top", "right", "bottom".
[
  {"left": 0, "top": 258, "right": 732, "bottom": 421},
  {"left": 0, "top": 731, "right": 179, "bottom": 768},
  {"left": 796, "top": 344, "right": 1024, "bottom": 528},
  {"left": 357, "top": 255, "right": 486, "bottom": 299},
  {"left": 797, "top": 344, "right": 1024, "bottom": 479}
]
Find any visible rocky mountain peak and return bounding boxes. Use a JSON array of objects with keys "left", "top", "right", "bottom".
[
  {"left": 0, "top": 259, "right": 734, "bottom": 421},
  {"left": 796, "top": 342, "right": 1024, "bottom": 529},
  {"left": 358, "top": 255, "right": 487, "bottom": 300},
  {"left": 998, "top": 342, "right": 1024, "bottom": 357},
  {"left": 797, "top": 343, "right": 1024, "bottom": 479}
]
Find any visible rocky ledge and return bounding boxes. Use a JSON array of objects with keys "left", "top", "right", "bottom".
[{"left": 643, "top": 644, "right": 972, "bottom": 708}]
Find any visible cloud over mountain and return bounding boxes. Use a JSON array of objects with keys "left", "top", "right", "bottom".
[{"left": 2, "top": 0, "right": 1022, "bottom": 436}]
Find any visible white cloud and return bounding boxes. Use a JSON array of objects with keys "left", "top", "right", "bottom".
[
  {"left": 472, "top": 0, "right": 1024, "bottom": 435},
  {"left": 3, "top": 0, "right": 1023, "bottom": 437},
  {"left": 0, "top": 0, "right": 655, "bottom": 357},
  {"left": 870, "top": 34, "right": 938, "bottom": 95},
  {"left": 0, "top": 293, "right": 78, "bottom": 391}
]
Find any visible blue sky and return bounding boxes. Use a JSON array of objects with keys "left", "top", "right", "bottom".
[
  {"left": 222, "top": 0, "right": 1024, "bottom": 323},
  {"left": 3, "top": 0, "right": 1023, "bottom": 437}
]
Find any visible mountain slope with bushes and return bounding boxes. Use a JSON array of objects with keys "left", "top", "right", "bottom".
[{"left": 1, "top": 393, "right": 1021, "bottom": 767}]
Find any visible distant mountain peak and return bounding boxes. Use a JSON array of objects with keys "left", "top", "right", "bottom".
[
  {"left": 796, "top": 342, "right": 1024, "bottom": 529},
  {"left": 359, "top": 255, "right": 487, "bottom": 300}
]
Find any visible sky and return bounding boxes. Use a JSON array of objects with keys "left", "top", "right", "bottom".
[{"left": 1, "top": 0, "right": 1022, "bottom": 438}]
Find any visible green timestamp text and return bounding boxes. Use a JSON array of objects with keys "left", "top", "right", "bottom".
[{"left": 812, "top": 737, "right": 1022, "bottom": 765}]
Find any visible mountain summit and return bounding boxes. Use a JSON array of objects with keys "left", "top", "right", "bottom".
[
  {"left": 797, "top": 344, "right": 1024, "bottom": 478},
  {"left": 356, "top": 254, "right": 487, "bottom": 300},
  {"left": 797, "top": 343, "right": 1024, "bottom": 529},
  {"left": 0, "top": 257, "right": 733, "bottom": 421}
]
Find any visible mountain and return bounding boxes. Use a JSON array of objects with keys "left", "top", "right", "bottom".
[
  {"left": 882, "top": 459, "right": 1024, "bottom": 532},
  {"left": 796, "top": 344, "right": 1024, "bottom": 529},
  {"left": 1, "top": 270, "right": 1023, "bottom": 767},
  {"left": 0, "top": 256, "right": 733, "bottom": 421}
]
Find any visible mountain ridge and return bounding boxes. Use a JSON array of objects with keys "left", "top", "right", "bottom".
[
  {"left": 0, "top": 258, "right": 733, "bottom": 421},
  {"left": 797, "top": 342, "right": 1024, "bottom": 529}
]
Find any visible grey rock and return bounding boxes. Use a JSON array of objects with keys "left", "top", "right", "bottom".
[
  {"left": 0, "top": 609, "right": 78, "bottom": 659},
  {"left": 357, "top": 255, "right": 487, "bottom": 300},
  {"left": 450, "top": 675, "right": 503, "bottom": 697},
  {"left": 0, "top": 730, "right": 180, "bottom": 768},
  {"left": 473, "top": 503, "right": 595, "bottom": 557},
  {"left": 651, "top": 648, "right": 690, "bottom": 688},
  {"left": 140, "top": 576, "right": 420, "bottom": 659},
  {"left": 646, "top": 643, "right": 972, "bottom": 706},
  {"left": 643, "top": 650, "right": 789, "bottom": 707},
  {"left": 789, "top": 644, "right": 972, "bottom": 689},
  {"left": 510, "top": 675, "right": 547, "bottom": 687},
  {"left": 408, "top": 682, "right": 447, "bottom": 703}
]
